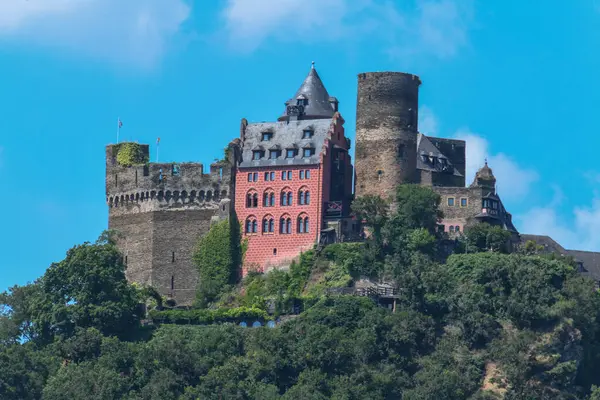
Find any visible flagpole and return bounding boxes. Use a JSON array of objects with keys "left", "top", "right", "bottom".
[{"left": 156, "top": 138, "right": 160, "bottom": 163}]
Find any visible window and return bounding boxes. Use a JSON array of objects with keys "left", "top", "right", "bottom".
[
  {"left": 282, "top": 171, "right": 287, "bottom": 180},
  {"left": 455, "top": 226, "right": 460, "bottom": 232},
  {"left": 303, "top": 148, "right": 314, "bottom": 157},
  {"left": 263, "top": 192, "right": 275, "bottom": 207},
  {"left": 286, "top": 149, "right": 295, "bottom": 158},
  {"left": 287, "top": 171, "right": 292, "bottom": 180},
  {"left": 264, "top": 172, "right": 270, "bottom": 181},
  {"left": 270, "top": 172, "right": 275, "bottom": 181},
  {"left": 246, "top": 192, "right": 258, "bottom": 208},
  {"left": 263, "top": 217, "right": 274, "bottom": 233},
  {"left": 306, "top": 170, "right": 310, "bottom": 179},
  {"left": 261, "top": 132, "right": 273, "bottom": 141},
  {"left": 460, "top": 198, "right": 468, "bottom": 207},
  {"left": 299, "top": 189, "right": 311, "bottom": 205},
  {"left": 297, "top": 216, "right": 309, "bottom": 233},
  {"left": 252, "top": 150, "right": 263, "bottom": 160},
  {"left": 303, "top": 129, "right": 313, "bottom": 139},
  {"left": 280, "top": 217, "right": 292, "bottom": 234},
  {"left": 300, "top": 170, "right": 304, "bottom": 179},
  {"left": 245, "top": 218, "right": 258, "bottom": 234},
  {"left": 247, "top": 173, "right": 252, "bottom": 182},
  {"left": 447, "top": 197, "right": 455, "bottom": 207},
  {"left": 269, "top": 150, "right": 280, "bottom": 159},
  {"left": 281, "top": 191, "right": 292, "bottom": 206},
  {"left": 449, "top": 226, "right": 455, "bottom": 233},
  {"left": 253, "top": 172, "right": 258, "bottom": 182}
]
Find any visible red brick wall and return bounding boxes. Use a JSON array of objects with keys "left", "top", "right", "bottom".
[
  {"left": 235, "top": 164, "right": 323, "bottom": 273},
  {"left": 234, "top": 113, "right": 354, "bottom": 274}
]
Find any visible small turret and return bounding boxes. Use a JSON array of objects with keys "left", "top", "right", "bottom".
[{"left": 471, "top": 160, "right": 496, "bottom": 192}]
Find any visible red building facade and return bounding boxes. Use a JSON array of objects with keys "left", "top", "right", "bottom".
[{"left": 235, "top": 65, "right": 355, "bottom": 273}]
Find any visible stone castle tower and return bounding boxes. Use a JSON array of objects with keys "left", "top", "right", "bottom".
[
  {"left": 105, "top": 141, "right": 239, "bottom": 305},
  {"left": 354, "top": 72, "right": 422, "bottom": 200}
]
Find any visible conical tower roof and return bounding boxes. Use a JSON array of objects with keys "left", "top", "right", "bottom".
[{"left": 279, "top": 62, "right": 338, "bottom": 121}]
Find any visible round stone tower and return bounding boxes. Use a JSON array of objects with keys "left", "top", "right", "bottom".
[{"left": 354, "top": 72, "right": 422, "bottom": 201}]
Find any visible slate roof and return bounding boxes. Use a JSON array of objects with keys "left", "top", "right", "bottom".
[
  {"left": 416, "top": 134, "right": 463, "bottom": 177},
  {"left": 239, "top": 119, "right": 332, "bottom": 168},
  {"left": 280, "top": 64, "right": 337, "bottom": 121},
  {"left": 519, "top": 234, "right": 600, "bottom": 281},
  {"left": 567, "top": 250, "right": 600, "bottom": 281}
]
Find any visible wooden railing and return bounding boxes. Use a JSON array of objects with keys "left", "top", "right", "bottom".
[{"left": 325, "top": 286, "right": 399, "bottom": 298}]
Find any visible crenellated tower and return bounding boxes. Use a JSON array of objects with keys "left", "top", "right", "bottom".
[
  {"left": 354, "top": 72, "right": 421, "bottom": 201},
  {"left": 105, "top": 141, "right": 240, "bottom": 305}
]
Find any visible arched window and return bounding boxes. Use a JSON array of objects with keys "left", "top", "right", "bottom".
[
  {"left": 455, "top": 225, "right": 460, "bottom": 232},
  {"left": 449, "top": 226, "right": 455, "bottom": 233},
  {"left": 299, "top": 188, "right": 311, "bottom": 205},
  {"left": 305, "top": 191, "right": 310, "bottom": 205},
  {"left": 280, "top": 216, "right": 292, "bottom": 234},
  {"left": 263, "top": 190, "right": 275, "bottom": 207},
  {"left": 246, "top": 191, "right": 258, "bottom": 208},
  {"left": 280, "top": 189, "right": 292, "bottom": 206},
  {"left": 245, "top": 216, "right": 258, "bottom": 234},
  {"left": 263, "top": 216, "right": 274, "bottom": 233},
  {"left": 297, "top": 215, "right": 309, "bottom": 233},
  {"left": 299, "top": 191, "right": 305, "bottom": 205}
]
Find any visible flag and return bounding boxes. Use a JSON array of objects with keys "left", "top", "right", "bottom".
[
  {"left": 157, "top": 137, "right": 161, "bottom": 145},
  {"left": 118, "top": 119, "right": 123, "bottom": 128}
]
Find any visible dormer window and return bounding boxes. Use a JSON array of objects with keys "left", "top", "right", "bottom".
[
  {"left": 252, "top": 150, "right": 264, "bottom": 160},
  {"left": 261, "top": 132, "right": 273, "bottom": 141},
  {"left": 286, "top": 149, "right": 296, "bottom": 158},
  {"left": 302, "top": 129, "right": 314, "bottom": 139},
  {"left": 303, "top": 147, "right": 315, "bottom": 158},
  {"left": 297, "top": 95, "right": 308, "bottom": 106},
  {"left": 269, "top": 150, "right": 281, "bottom": 159}
]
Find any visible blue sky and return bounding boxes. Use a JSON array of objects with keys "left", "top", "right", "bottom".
[{"left": 1, "top": 0, "right": 600, "bottom": 291}]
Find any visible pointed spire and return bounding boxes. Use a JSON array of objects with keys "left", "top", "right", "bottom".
[{"left": 279, "top": 62, "right": 338, "bottom": 121}]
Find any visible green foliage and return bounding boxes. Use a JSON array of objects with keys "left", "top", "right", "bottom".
[
  {"left": 6, "top": 183, "right": 600, "bottom": 398},
  {"left": 149, "top": 306, "right": 271, "bottom": 324},
  {"left": 193, "top": 218, "right": 241, "bottom": 307},
  {"left": 462, "top": 223, "right": 512, "bottom": 253},
  {"left": 114, "top": 142, "right": 148, "bottom": 166}
]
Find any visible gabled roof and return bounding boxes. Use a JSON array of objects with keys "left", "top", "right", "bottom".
[
  {"left": 279, "top": 63, "right": 337, "bottom": 121},
  {"left": 416, "top": 134, "right": 463, "bottom": 177}
]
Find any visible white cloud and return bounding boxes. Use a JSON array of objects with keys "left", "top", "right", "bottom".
[
  {"left": 418, "top": 105, "right": 438, "bottom": 136},
  {"left": 517, "top": 188, "right": 600, "bottom": 252},
  {"left": 454, "top": 129, "right": 538, "bottom": 201},
  {"left": 221, "top": 0, "right": 473, "bottom": 59},
  {"left": 0, "top": 0, "right": 191, "bottom": 68}
]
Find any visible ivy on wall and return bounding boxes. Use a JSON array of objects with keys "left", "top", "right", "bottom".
[
  {"left": 113, "top": 143, "right": 149, "bottom": 167},
  {"left": 193, "top": 217, "right": 242, "bottom": 307}
]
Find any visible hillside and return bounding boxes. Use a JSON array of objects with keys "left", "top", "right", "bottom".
[{"left": 2, "top": 185, "right": 600, "bottom": 399}]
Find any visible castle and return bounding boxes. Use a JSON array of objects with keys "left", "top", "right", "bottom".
[{"left": 105, "top": 64, "right": 600, "bottom": 305}]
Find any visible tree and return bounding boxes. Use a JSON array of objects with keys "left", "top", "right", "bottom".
[
  {"left": 462, "top": 223, "right": 512, "bottom": 253},
  {"left": 390, "top": 184, "right": 443, "bottom": 233},
  {"left": 193, "top": 218, "right": 242, "bottom": 307}
]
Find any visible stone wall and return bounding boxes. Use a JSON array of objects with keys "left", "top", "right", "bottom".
[
  {"left": 355, "top": 72, "right": 421, "bottom": 201},
  {"left": 105, "top": 142, "right": 238, "bottom": 305},
  {"left": 434, "top": 186, "right": 484, "bottom": 232}
]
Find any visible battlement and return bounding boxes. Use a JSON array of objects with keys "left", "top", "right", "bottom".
[{"left": 105, "top": 143, "right": 235, "bottom": 207}]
